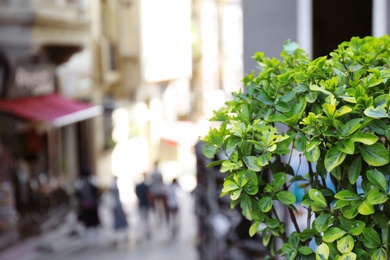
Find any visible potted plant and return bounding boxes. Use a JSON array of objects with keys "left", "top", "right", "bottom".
[{"left": 201, "top": 35, "right": 390, "bottom": 259}]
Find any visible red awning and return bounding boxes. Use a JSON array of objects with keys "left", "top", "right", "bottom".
[{"left": 0, "top": 94, "right": 102, "bottom": 127}]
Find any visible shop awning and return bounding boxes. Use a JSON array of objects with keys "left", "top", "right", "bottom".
[{"left": 0, "top": 94, "right": 103, "bottom": 127}]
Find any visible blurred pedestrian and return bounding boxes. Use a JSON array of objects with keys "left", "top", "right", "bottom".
[
  {"left": 166, "top": 178, "right": 180, "bottom": 238},
  {"left": 149, "top": 161, "right": 167, "bottom": 222},
  {"left": 110, "top": 176, "right": 129, "bottom": 245},
  {"left": 75, "top": 166, "right": 101, "bottom": 243},
  {"left": 135, "top": 173, "right": 151, "bottom": 240}
]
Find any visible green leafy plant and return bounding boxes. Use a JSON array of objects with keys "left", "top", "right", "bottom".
[{"left": 201, "top": 35, "right": 390, "bottom": 259}]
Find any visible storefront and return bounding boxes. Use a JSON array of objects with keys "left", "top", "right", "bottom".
[{"left": 0, "top": 57, "right": 102, "bottom": 243}]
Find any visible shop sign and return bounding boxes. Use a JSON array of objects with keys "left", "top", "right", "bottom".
[{"left": 7, "top": 62, "right": 55, "bottom": 99}]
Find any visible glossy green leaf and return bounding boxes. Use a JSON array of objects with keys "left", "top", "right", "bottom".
[
  {"left": 258, "top": 197, "right": 273, "bottom": 212},
  {"left": 348, "top": 156, "right": 362, "bottom": 184},
  {"left": 351, "top": 131, "right": 378, "bottom": 145},
  {"left": 281, "top": 243, "right": 297, "bottom": 260},
  {"left": 240, "top": 194, "right": 253, "bottom": 220},
  {"left": 316, "top": 243, "right": 330, "bottom": 260},
  {"left": 298, "top": 246, "right": 313, "bottom": 256},
  {"left": 305, "top": 145, "right": 321, "bottom": 162},
  {"left": 358, "top": 200, "right": 374, "bottom": 215},
  {"left": 325, "top": 146, "right": 346, "bottom": 172},
  {"left": 337, "top": 139, "right": 355, "bottom": 155},
  {"left": 364, "top": 105, "right": 388, "bottom": 118},
  {"left": 257, "top": 153, "right": 273, "bottom": 166},
  {"left": 333, "top": 200, "right": 349, "bottom": 210},
  {"left": 309, "top": 189, "right": 327, "bottom": 206},
  {"left": 313, "top": 213, "right": 333, "bottom": 232},
  {"left": 342, "top": 201, "right": 360, "bottom": 219},
  {"left": 338, "top": 252, "right": 357, "bottom": 260},
  {"left": 366, "top": 170, "right": 387, "bottom": 191},
  {"left": 206, "top": 159, "right": 224, "bottom": 168},
  {"left": 221, "top": 180, "right": 240, "bottom": 193},
  {"left": 359, "top": 143, "right": 389, "bottom": 166},
  {"left": 273, "top": 172, "right": 287, "bottom": 189},
  {"left": 337, "top": 235, "right": 354, "bottom": 254},
  {"left": 335, "top": 190, "right": 360, "bottom": 201},
  {"left": 341, "top": 118, "right": 362, "bottom": 137},
  {"left": 243, "top": 156, "right": 262, "bottom": 172},
  {"left": 203, "top": 143, "right": 219, "bottom": 158},
  {"left": 249, "top": 221, "right": 260, "bottom": 237},
  {"left": 230, "top": 189, "right": 242, "bottom": 200},
  {"left": 345, "top": 220, "right": 365, "bottom": 236},
  {"left": 367, "top": 190, "right": 388, "bottom": 205},
  {"left": 362, "top": 227, "right": 381, "bottom": 248},
  {"left": 323, "top": 227, "right": 346, "bottom": 243},
  {"left": 275, "top": 101, "right": 290, "bottom": 112},
  {"left": 371, "top": 248, "right": 387, "bottom": 260},
  {"left": 266, "top": 218, "right": 280, "bottom": 229},
  {"left": 276, "top": 191, "right": 296, "bottom": 205}
]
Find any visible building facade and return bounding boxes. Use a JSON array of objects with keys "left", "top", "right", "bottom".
[{"left": 0, "top": 0, "right": 103, "bottom": 247}]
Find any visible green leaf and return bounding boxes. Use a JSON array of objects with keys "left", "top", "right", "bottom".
[
  {"left": 323, "top": 227, "right": 346, "bottom": 243},
  {"left": 337, "top": 235, "right": 354, "bottom": 254},
  {"left": 276, "top": 191, "right": 296, "bottom": 205},
  {"left": 366, "top": 170, "right": 387, "bottom": 191},
  {"left": 342, "top": 201, "right": 360, "bottom": 219},
  {"left": 367, "top": 190, "right": 388, "bottom": 205},
  {"left": 249, "top": 221, "right": 260, "bottom": 237},
  {"left": 258, "top": 89, "right": 274, "bottom": 105},
  {"left": 316, "top": 243, "right": 330, "bottom": 260},
  {"left": 230, "top": 189, "right": 242, "bottom": 200},
  {"left": 362, "top": 227, "right": 381, "bottom": 248},
  {"left": 206, "top": 159, "right": 225, "bottom": 168},
  {"left": 325, "top": 146, "right": 347, "bottom": 172},
  {"left": 240, "top": 194, "right": 253, "bottom": 220},
  {"left": 243, "top": 156, "right": 261, "bottom": 172},
  {"left": 203, "top": 143, "right": 219, "bottom": 158},
  {"left": 364, "top": 105, "right": 388, "bottom": 118},
  {"left": 351, "top": 131, "right": 378, "bottom": 145},
  {"left": 281, "top": 243, "right": 297, "bottom": 260},
  {"left": 221, "top": 180, "right": 240, "bottom": 193},
  {"left": 333, "top": 200, "right": 349, "bottom": 210},
  {"left": 313, "top": 214, "right": 333, "bottom": 232},
  {"left": 343, "top": 220, "right": 365, "bottom": 236},
  {"left": 301, "top": 228, "right": 320, "bottom": 241},
  {"left": 335, "top": 190, "right": 360, "bottom": 201},
  {"left": 258, "top": 197, "right": 273, "bottom": 212},
  {"left": 337, "top": 139, "right": 355, "bottom": 155},
  {"left": 273, "top": 172, "right": 287, "bottom": 189},
  {"left": 298, "top": 246, "right": 313, "bottom": 256},
  {"left": 358, "top": 200, "right": 374, "bottom": 215},
  {"left": 359, "top": 143, "right": 389, "bottom": 166},
  {"left": 371, "top": 248, "right": 387, "bottom": 260},
  {"left": 305, "top": 146, "right": 321, "bottom": 162},
  {"left": 309, "top": 189, "right": 328, "bottom": 206},
  {"left": 341, "top": 118, "right": 362, "bottom": 137},
  {"left": 338, "top": 252, "right": 357, "bottom": 260},
  {"left": 257, "top": 153, "right": 273, "bottom": 166},
  {"left": 335, "top": 106, "right": 353, "bottom": 118},
  {"left": 348, "top": 156, "right": 362, "bottom": 184},
  {"left": 286, "top": 232, "right": 300, "bottom": 248},
  {"left": 266, "top": 218, "right": 280, "bottom": 229},
  {"left": 275, "top": 101, "right": 290, "bottom": 112}
]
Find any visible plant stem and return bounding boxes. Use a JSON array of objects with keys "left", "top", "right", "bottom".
[{"left": 271, "top": 207, "right": 288, "bottom": 243}]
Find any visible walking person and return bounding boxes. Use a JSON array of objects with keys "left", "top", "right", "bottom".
[
  {"left": 149, "top": 161, "right": 167, "bottom": 223},
  {"left": 166, "top": 178, "right": 180, "bottom": 238},
  {"left": 110, "top": 176, "right": 129, "bottom": 245},
  {"left": 135, "top": 173, "right": 151, "bottom": 240},
  {"left": 75, "top": 166, "right": 101, "bottom": 244}
]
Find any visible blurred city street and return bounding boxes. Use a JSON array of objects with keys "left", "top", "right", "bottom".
[{"left": 0, "top": 189, "right": 198, "bottom": 260}]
